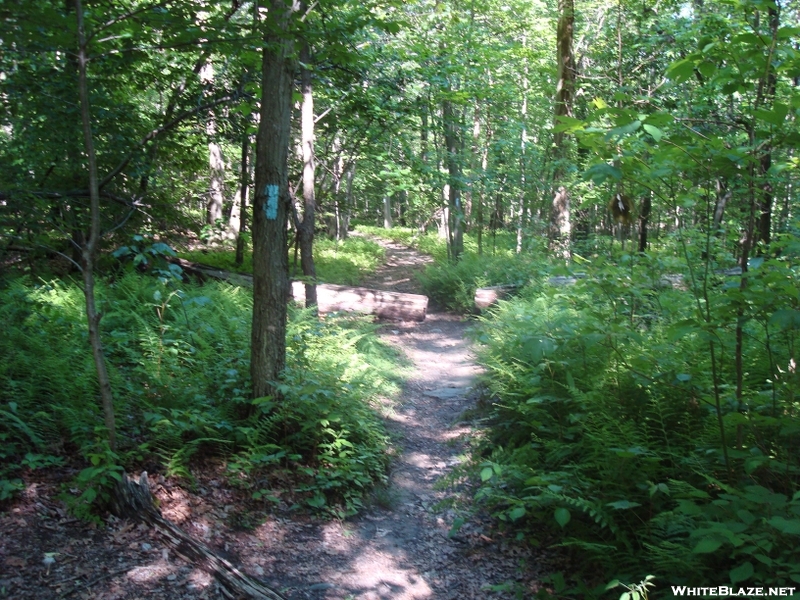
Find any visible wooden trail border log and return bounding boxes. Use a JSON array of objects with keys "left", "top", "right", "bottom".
[
  {"left": 291, "top": 281, "right": 427, "bottom": 321},
  {"left": 474, "top": 284, "right": 521, "bottom": 311},
  {"left": 112, "top": 472, "right": 287, "bottom": 600},
  {"left": 170, "top": 257, "right": 428, "bottom": 321}
]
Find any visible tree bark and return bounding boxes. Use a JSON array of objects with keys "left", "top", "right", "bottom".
[
  {"left": 201, "top": 61, "right": 225, "bottom": 226},
  {"left": 251, "top": 0, "right": 297, "bottom": 401},
  {"left": 550, "top": 0, "right": 575, "bottom": 259},
  {"left": 234, "top": 125, "right": 249, "bottom": 267},
  {"left": 443, "top": 98, "right": 464, "bottom": 261},
  {"left": 75, "top": 0, "right": 117, "bottom": 450},
  {"left": 638, "top": 193, "right": 652, "bottom": 253},
  {"left": 298, "top": 41, "right": 318, "bottom": 310}
]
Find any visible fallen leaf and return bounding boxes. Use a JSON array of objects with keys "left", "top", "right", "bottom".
[{"left": 5, "top": 556, "right": 27, "bottom": 568}]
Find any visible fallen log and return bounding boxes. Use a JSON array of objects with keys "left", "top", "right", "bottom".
[
  {"left": 474, "top": 284, "right": 520, "bottom": 311},
  {"left": 112, "top": 472, "right": 287, "bottom": 600},
  {"left": 170, "top": 257, "right": 253, "bottom": 287},
  {"left": 292, "top": 281, "right": 428, "bottom": 322},
  {"left": 170, "top": 257, "right": 428, "bottom": 321}
]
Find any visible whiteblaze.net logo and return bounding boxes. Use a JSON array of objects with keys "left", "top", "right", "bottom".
[{"left": 670, "top": 587, "right": 798, "bottom": 597}]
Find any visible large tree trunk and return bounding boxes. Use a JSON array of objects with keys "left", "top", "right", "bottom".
[
  {"left": 298, "top": 41, "right": 318, "bottom": 310},
  {"left": 75, "top": 0, "right": 117, "bottom": 450},
  {"left": 251, "top": 0, "right": 297, "bottom": 401},
  {"left": 549, "top": 0, "right": 575, "bottom": 259}
]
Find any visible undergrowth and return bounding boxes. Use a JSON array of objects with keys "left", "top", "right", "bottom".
[
  {"left": 180, "top": 235, "right": 385, "bottom": 286},
  {"left": 0, "top": 272, "right": 402, "bottom": 518},
  {"left": 470, "top": 246, "right": 800, "bottom": 596},
  {"left": 357, "top": 225, "right": 542, "bottom": 311}
]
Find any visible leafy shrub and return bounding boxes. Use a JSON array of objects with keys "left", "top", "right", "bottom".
[
  {"left": 0, "top": 273, "right": 401, "bottom": 516},
  {"left": 179, "top": 235, "right": 385, "bottom": 286},
  {"left": 418, "top": 253, "right": 537, "bottom": 312},
  {"left": 471, "top": 251, "right": 800, "bottom": 595}
]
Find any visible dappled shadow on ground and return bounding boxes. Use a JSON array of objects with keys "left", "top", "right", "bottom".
[{"left": 0, "top": 241, "right": 543, "bottom": 600}]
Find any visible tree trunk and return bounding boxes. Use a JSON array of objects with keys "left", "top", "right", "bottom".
[
  {"left": 234, "top": 125, "right": 249, "bottom": 267},
  {"left": 550, "top": 0, "right": 575, "bottom": 259},
  {"left": 298, "top": 41, "right": 318, "bottom": 310},
  {"left": 638, "top": 193, "right": 652, "bottom": 253},
  {"left": 443, "top": 98, "right": 464, "bottom": 261},
  {"left": 340, "top": 161, "right": 354, "bottom": 239},
  {"left": 75, "top": 0, "right": 117, "bottom": 450},
  {"left": 201, "top": 61, "right": 225, "bottom": 226},
  {"left": 251, "top": 0, "right": 297, "bottom": 401},
  {"left": 383, "top": 194, "right": 393, "bottom": 228}
]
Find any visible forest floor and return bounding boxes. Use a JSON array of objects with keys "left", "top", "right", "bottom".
[{"left": 0, "top": 236, "right": 545, "bottom": 600}]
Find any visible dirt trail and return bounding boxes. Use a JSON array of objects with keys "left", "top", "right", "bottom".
[{"left": 0, "top": 237, "right": 539, "bottom": 600}]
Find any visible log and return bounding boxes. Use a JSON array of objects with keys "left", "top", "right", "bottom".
[
  {"left": 169, "top": 257, "right": 253, "bottom": 287},
  {"left": 112, "top": 472, "right": 287, "bottom": 600},
  {"left": 170, "top": 257, "right": 428, "bottom": 321},
  {"left": 292, "top": 281, "right": 428, "bottom": 322},
  {"left": 474, "top": 284, "right": 520, "bottom": 311}
]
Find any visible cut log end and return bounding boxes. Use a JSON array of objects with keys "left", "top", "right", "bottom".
[{"left": 474, "top": 284, "right": 521, "bottom": 311}]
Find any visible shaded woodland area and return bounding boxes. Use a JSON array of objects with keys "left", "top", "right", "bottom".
[{"left": 1, "top": 0, "right": 799, "bottom": 597}]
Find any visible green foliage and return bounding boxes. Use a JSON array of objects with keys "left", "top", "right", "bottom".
[
  {"left": 418, "top": 253, "right": 535, "bottom": 312},
  {"left": 358, "top": 225, "right": 542, "bottom": 312},
  {"left": 179, "top": 236, "right": 385, "bottom": 286},
  {"left": 0, "top": 273, "right": 400, "bottom": 516},
  {"left": 471, "top": 248, "right": 800, "bottom": 595}
]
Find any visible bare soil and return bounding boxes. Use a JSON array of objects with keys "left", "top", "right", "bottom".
[{"left": 0, "top": 236, "right": 543, "bottom": 599}]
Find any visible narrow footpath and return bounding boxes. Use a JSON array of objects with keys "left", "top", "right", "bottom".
[
  {"left": 250, "top": 235, "right": 540, "bottom": 599},
  {"left": 0, "top": 237, "right": 541, "bottom": 600}
]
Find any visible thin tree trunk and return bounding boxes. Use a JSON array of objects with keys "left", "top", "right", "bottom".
[
  {"left": 75, "top": 0, "right": 116, "bottom": 450},
  {"left": 638, "top": 193, "right": 651, "bottom": 253},
  {"left": 251, "top": 0, "right": 297, "bottom": 401},
  {"left": 443, "top": 98, "right": 464, "bottom": 261},
  {"left": 201, "top": 61, "right": 225, "bottom": 226},
  {"left": 339, "top": 162, "right": 354, "bottom": 239},
  {"left": 756, "top": 5, "right": 779, "bottom": 250},
  {"left": 235, "top": 126, "right": 249, "bottom": 267},
  {"left": 298, "top": 41, "right": 317, "bottom": 310}
]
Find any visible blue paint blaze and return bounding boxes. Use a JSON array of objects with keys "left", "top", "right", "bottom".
[{"left": 264, "top": 185, "right": 279, "bottom": 220}]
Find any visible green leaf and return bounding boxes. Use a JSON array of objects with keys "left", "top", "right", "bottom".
[
  {"left": 730, "top": 561, "right": 754, "bottom": 584},
  {"left": 448, "top": 517, "right": 465, "bottom": 537},
  {"left": 607, "top": 500, "right": 641, "bottom": 510},
  {"left": 554, "top": 507, "right": 571, "bottom": 527},
  {"left": 767, "top": 516, "right": 800, "bottom": 535},
  {"left": 754, "top": 104, "right": 789, "bottom": 126},
  {"left": 642, "top": 124, "right": 663, "bottom": 142},
  {"left": 480, "top": 467, "right": 494, "bottom": 482},
  {"left": 770, "top": 309, "right": 800, "bottom": 331},
  {"left": 509, "top": 506, "right": 526, "bottom": 521},
  {"left": 606, "top": 120, "right": 641, "bottom": 141},
  {"left": 667, "top": 58, "right": 696, "bottom": 83},
  {"left": 693, "top": 538, "right": 723, "bottom": 553},
  {"left": 553, "top": 116, "right": 585, "bottom": 133},
  {"left": 585, "top": 163, "right": 622, "bottom": 184},
  {"left": 697, "top": 60, "right": 716, "bottom": 79}
]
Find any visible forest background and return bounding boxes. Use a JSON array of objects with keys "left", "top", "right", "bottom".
[{"left": 1, "top": 0, "right": 799, "bottom": 596}]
